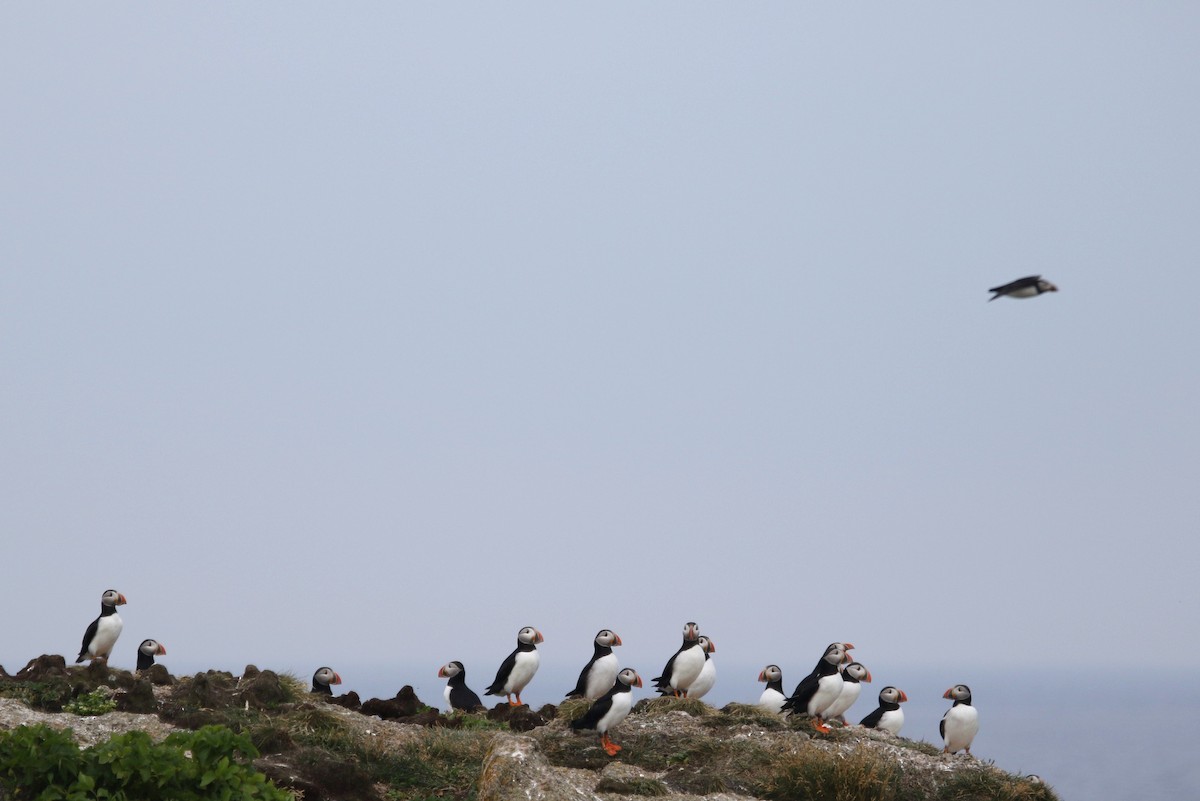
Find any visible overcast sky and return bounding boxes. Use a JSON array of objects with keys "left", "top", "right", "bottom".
[{"left": 2, "top": 3, "right": 1197, "bottom": 709}]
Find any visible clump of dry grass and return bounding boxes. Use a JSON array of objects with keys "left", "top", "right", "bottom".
[
  {"left": 632, "top": 696, "right": 715, "bottom": 718},
  {"left": 763, "top": 747, "right": 906, "bottom": 801}
]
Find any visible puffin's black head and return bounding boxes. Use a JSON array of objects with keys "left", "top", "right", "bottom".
[
  {"left": 438, "top": 661, "right": 465, "bottom": 679},
  {"left": 843, "top": 662, "right": 871, "bottom": 683},
  {"left": 312, "top": 667, "right": 342, "bottom": 694},
  {"left": 758, "top": 664, "right": 782, "bottom": 684},
  {"left": 517, "top": 627, "right": 544, "bottom": 646},
  {"left": 136, "top": 639, "right": 166, "bottom": 671},
  {"left": 101, "top": 589, "right": 127, "bottom": 608},
  {"left": 879, "top": 686, "right": 907, "bottom": 704},
  {"left": 594, "top": 629, "right": 621, "bottom": 647},
  {"left": 682, "top": 622, "right": 699, "bottom": 642},
  {"left": 616, "top": 668, "right": 643, "bottom": 688},
  {"left": 943, "top": 684, "right": 972, "bottom": 704}
]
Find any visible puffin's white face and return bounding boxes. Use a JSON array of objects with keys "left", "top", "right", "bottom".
[
  {"left": 139, "top": 639, "right": 166, "bottom": 657},
  {"left": 102, "top": 589, "right": 127, "bottom": 607},
  {"left": 697, "top": 636, "right": 716, "bottom": 654},
  {"left": 944, "top": 684, "right": 971, "bottom": 702},
  {"left": 438, "top": 661, "right": 463, "bottom": 679},
  {"left": 518, "top": 627, "right": 544, "bottom": 645},
  {"left": 844, "top": 662, "right": 871, "bottom": 682},
  {"left": 683, "top": 622, "right": 699, "bottom": 641},
  {"left": 758, "top": 665, "right": 782, "bottom": 683},
  {"left": 616, "top": 668, "right": 643, "bottom": 688},
  {"left": 595, "top": 629, "right": 621, "bottom": 647},
  {"left": 823, "top": 645, "right": 846, "bottom": 667},
  {"left": 313, "top": 667, "right": 342, "bottom": 687},
  {"left": 879, "top": 686, "right": 907, "bottom": 704}
]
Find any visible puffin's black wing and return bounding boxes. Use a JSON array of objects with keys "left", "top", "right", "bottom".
[
  {"left": 451, "top": 684, "right": 484, "bottom": 710},
  {"left": 485, "top": 649, "right": 518, "bottom": 695},
  {"left": 781, "top": 671, "right": 820, "bottom": 714},
  {"left": 860, "top": 705, "right": 885, "bottom": 729},
  {"left": 570, "top": 692, "right": 615, "bottom": 732},
  {"left": 566, "top": 654, "right": 599, "bottom": 699},
  {"left": 76, "top": 618, "right": 99, "bottom": 662},
  {"left": 988, "top": 275, "right": 1041, "bottom": 299},
  {"left": 651, "top": 651, "right": 680, "bottom": 691},
  {"left": 939, "top": 713, "right": 947, "bottom": 740}
]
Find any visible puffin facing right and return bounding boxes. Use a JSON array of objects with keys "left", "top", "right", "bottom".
[
  {"left": 780, "top": 643, "right": 847, "bottom": 733},
  {"left": 571, "top": 667, "right": 642, "bottom": 756},
  {"left": 651, "top": 622, "right": 704, "bottom": 698},
  {"left": 988, "top": 275, "right": 1058, "bottom": 301},
  {"left": 136, "top": 639, "right": 167, "bottom": 672},
  {"left": 76, "top": 589, "right": 127, "bottom": 664},
  {"left": 312, "top": 667, "right": 343, "bottom": 695},
  {"left": 941, "top": 684, "right": 979, "bottom": 755},
  {"left": 859, "top": 686, "right": 907, "bottom": 735},
  {"left": 485, "top": 626, "right": 544, "bottom": 706},
  {"left": 565, "top": 629, "right": 622, "bottom": 701}
]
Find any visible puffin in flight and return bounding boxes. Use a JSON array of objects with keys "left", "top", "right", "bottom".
[
  {"left": 781, "top": 642, "right": 849, "bottom": 733},
  {"left": 988, "top": 275, "right": 1058, "bottom": 301},
  {"left": 76, "top": 589, "right": 127, "bottom": 664},
  {"left": 571, "top": 667, "right": 642, "bottom": 756},
  {"left": 311, "top": 667, "right": 343, "bottom": 695},
  {"left": 135, "top": 639, "right": 166, "bottom": 672},
  {"left": 651, "top": 622, "right": 705, "bottom": 698},
  {"left": 565, "top": 629, "right": 622, "bottom": 701},
  {"left": 439, "top": 661, "right": 484, "bottom": 711},
  {"left": 941, "top": 684, "right": 979, "bottom": 755},
  {"left": 485, "top": 626, "right": 544, "bottom": 706},
  {"left": 756, "top": 664, "right": 787, "bottom": 715},
  {"left": 859, "top": 686, "right": 907, "bottom": 735}
]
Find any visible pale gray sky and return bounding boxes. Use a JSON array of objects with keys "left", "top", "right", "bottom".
[{"left": 3, "top": 3, "right": 1198, "bottom": 713}]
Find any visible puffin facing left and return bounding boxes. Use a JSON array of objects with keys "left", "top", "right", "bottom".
[
  {"left": 439, "top": 661, "right": 484, "bottom": 711},
  {"left": 571, "top": 668, "right": 642, "bottom": 756},
  {"left": 76, "top": 589, "right": 127, "bottom": 664},
  {"left": 312, "top": 667, "right": 342, "bottom": 695},
  {"left": 136, "top": 639, "right": 167, "bottom": 672},
  {"left": 485, "top": 626, "right": 544, "bottom": 706}
]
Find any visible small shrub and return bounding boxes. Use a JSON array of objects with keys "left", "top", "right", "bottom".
[
  {"left": 64, "top": 687, "right": 117, "bottom": 716},
  {"left": 765, "top": 747, "right": 904, "bottom": 801}
]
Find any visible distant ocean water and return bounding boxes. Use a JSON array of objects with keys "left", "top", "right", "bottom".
[{"left": 304, "top": 663, "right": 1195, "bottom": 801}]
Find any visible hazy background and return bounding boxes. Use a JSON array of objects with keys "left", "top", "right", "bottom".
[{"left": 3, "top": 5, "right": 1197, "bottom": 799}]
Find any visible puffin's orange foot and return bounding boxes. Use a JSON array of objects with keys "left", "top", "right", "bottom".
[
  {"left": 603, "top": 742, "right": 621, "bottom": 756},
  {"left": 812, "top": 718, "right": 832, "bottom": 734}
]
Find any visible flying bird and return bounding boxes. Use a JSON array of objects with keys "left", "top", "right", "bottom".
[{"left": 988, "top": 275, "right": 1058, "bottom": 301}]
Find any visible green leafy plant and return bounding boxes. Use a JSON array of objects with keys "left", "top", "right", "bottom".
[
  {"left": 0, "top": 723, "right": 290, "bottom": 800},
  {"left": 63, "top": 688, "right": 117, "bottom": 717}
]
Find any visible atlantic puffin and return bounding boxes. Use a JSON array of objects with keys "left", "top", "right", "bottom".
[
  {"left": 756, "top": 664, "right": 787, "bottom": 715},
  {"left": 780, "top": 643, "right": 847, "bottom": 733},
  {"left": 311, "top": 667, "right": 342, "bottom": 695},
  {"left": 651, "top": 622, "right": 705, "bottom": 698},
  {"left": 485, "top": 626, "right": 544, "bottom": 706},
  {"left": 682, "top": 636, "right": 716, "bottom": 700},
  {"left": 438, "top": 661, "right": 484, "bottom": 711},
  {"left": 859, "top": 686, "right": 907, "bottom": 735},
  {"left": 76, "top": 589, "right": 127, "bottom": 664},
  {"left": 135, "top": 639, "right": 166, "bottom": 672},
  {"left": 941, "top": 684, "right": 979, "bottom": 754},
  {"left": 824, "top": 661, "right": 871, "bottom": 723},
  {"left": 988, "top": 275, "right": 1058, "bottom": 301},
  {"left": 565, "top": 629, "right": 622, "bottom": 701},
  {"left": 570, "top": 667, "right": 642, "bottom": 756}
]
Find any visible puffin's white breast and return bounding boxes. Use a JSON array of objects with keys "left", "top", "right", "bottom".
[
  {"left": 808, "top": 672, "right": 844, "bottom": 716},
  {"left": 943, "top": 705, "right": 979, "bottom": 752},
  {"left": 757, "top": 688, "right": 786, "bottom": 715},
  {"left": 505, "top": 649, "right": 541, "bottom": 694},
  {"left": 688, "top": 659, "right": 716, "bottom": 700},
  {"left": 444, "top": 684, "right": 454, "bottom": 709},
  {"left": 89, "top": 614, "right": 124, "bottom": 659},
  {"left": 597, "top": 691, "right": 633, "bottom": 735},
  {"left": 824, "top": 680, "right": 862, "bottom": 719},
  {"left": 878, "top": 708, "right": 904, "bottom": 735},
  {"left": 670, "top": 647, "right": 705, "bottom": 691},
  {"left": 585, "top": 653, "right": 619, "bottom": 701}
]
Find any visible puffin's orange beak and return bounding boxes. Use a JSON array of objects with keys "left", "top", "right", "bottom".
[
  {"left": 157, "top": 644, "right": 167, "bottom": 655},
  {"left": 758, "top": 669, "right": 766, "bottom": 682},
  {"left": 612, "top": 634, "right": 622, "bottom": 646},
  {"left": 534, "top": 629, "right": 545, "bottom": 643},
  {"left": 707, "top": 640, "right": 717, "bottom": 653},
  {"left": 943, "top": 687, "right": 953, "bottom": 699},
  {"left": 633, "top": 675, "right": 643, "bottom": 688},
  {"left": 862, "top": 669, "right": 872, "bottom": 683},
  {"left": 843, "top": 642, "right": 854, "bottom": 650},
  {"left": 898, "top": 690, "right": 908, "bottom": 702},
  {"left": 117, "top": 594, "right": 128, "bottom": 605},
  {"left": 438, "top": 666, "right": 449, "bottom": 678},
  {"left": 332, "top": 673, "right": 342, "bottom": 685}
]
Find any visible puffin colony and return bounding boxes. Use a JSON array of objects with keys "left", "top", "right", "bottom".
[{"left": 75, "top": 593, "right": 980, "bottom": 758}]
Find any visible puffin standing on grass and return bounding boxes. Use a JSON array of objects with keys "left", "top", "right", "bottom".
[
  {"left": 781, "top": 643, "right": 847, "bottom": 733},
  {"left": 682, "top": 636, "right": 717, "bottom": 700},
  {"left": 76, "top": 589, "right": 127, "bottom": 664},
  {"left": 824, "top": 661, "right": 871, "bottom": 723},
  {"left": 651, "top": 622, "right": 705, "bottom": 698},
  {"left": 988, "top": 275, "right": 1058, "bottom": 301},
  {"left": 438, "top": 661, "right": 484, "bottom": 711},
  {"left": 311, "top": 667, "right": 342, "bottom": 695},
  {"left": 135, "top": 639, "right": 166, "bottom": 672},
  {"left": 565, "top": 629, "right": 622, "bottom": 701},
  {"left": 941, "top": 684, "right": 980, "bottom": 755},
  {"left": 860, "top": 686, "right": 907, "bottom": 735},
  {"left": 756, "top": 665, "right": 787, "bottom": 715},
  {"left": 571, "top": 668, "right": 642, "bottom": 756},
  {"left": 485, "top": 626, "right": 544, "bottom": 706}
]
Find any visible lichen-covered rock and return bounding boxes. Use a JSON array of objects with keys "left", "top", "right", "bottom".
[
  {"left": 114, "top": 679, "right": 157, "bottom": 714},
  {"left": 478, "top": 734, "right": 596, "bottom": 801}
]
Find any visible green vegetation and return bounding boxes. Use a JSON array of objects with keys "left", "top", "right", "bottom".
[
  {"left": 0, "top": 723, "right": 289, "bottom": 800},
  {"left": 63, "top": 688, "right": 117, "bottom": 716}
]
